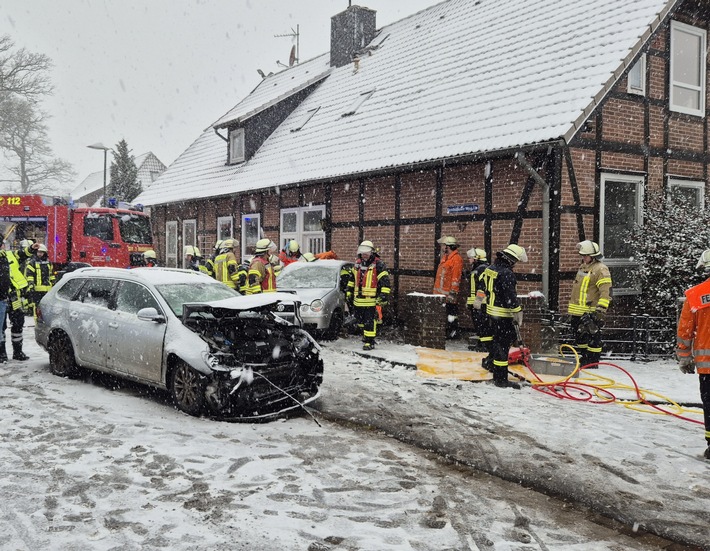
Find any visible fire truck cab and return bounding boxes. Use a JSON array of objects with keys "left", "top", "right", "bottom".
[{"left": 0, "top": 194, "right": 153, "bottom": 270}]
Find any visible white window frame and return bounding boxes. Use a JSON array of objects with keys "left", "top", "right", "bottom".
[
  {"left": 280, "top": 205, "right": 326, "bottom": 255},
  {"left": 182, "top": 219, "right": 197, "bottom": 268},
  {"left": 600, "top": 173, "right": 645, "bottom": 296},
  {"left": 670, "top": 20, "right": 706, "bottom": 117},
  {"left": 165, "top": 221, "right": 178, "bottom": 268},
  {"left": 229, "top": 127, "right": 245, "bottom": 164},
  {"left": 667, "top": 176, "right": 705, "bottom": 210},
  {"left": 241, "top": 213, "right": 261, "bottom": 262},
  {"left": 217, "top": 216, "right": 233, "bottom": 242},
  {"left": 291, "top": 106, "right": 320, "bottom": 132},
  {"left": 627, "top": 54, "right": 646, "bottom": 96}
]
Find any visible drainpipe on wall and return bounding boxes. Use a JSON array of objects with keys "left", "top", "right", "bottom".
[{"left": 514, "top": 150, "right": 550, "bottom": 301}]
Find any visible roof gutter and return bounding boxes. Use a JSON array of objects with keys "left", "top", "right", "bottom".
[{"left": 565, "top": 0, "right": 681, "bottom": 143}]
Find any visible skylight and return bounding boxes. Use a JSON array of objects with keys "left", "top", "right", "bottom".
[
  {"left": 291, "top": 106, "right": 321, "bottom": 132},
  {"left": 342, "top": 89, "right": 375, "bottom": 117}
]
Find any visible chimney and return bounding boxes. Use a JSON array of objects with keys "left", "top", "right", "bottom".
[{"left": 330, "top": 5, "right": 376, "bottom": 68}]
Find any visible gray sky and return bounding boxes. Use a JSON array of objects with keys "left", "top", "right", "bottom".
[{"left": 0, "top": 0, "right": 437, "bottom": 194}]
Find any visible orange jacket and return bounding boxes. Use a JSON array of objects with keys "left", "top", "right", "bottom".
[
  {"left": 433, "top": 249, "right": 463, "bottom": 299},
  {"left": 677, "top": 277, "right": 710, "bottom": 375}
]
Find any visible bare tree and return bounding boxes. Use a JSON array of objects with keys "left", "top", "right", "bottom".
[
  {"left": 0, "top": 35, "right": 52, "bottom": 100},
  {"left": 0, "top": 96, "right": 75, "bottom": 193}
]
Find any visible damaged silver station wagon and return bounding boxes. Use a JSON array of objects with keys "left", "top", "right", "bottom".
[{"left": 34, "top": 267, "right": 323, "bottom": 420}]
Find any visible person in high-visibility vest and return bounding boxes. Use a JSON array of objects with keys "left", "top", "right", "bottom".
[
  {"left": 248, "top": 239, "right": 276, "bottom": 294},
  {"left": 24, "top": 243, "right": 55, "bottom": 317},
  {"left": 676, "top": 249, "right": 710, "bottom": 461},
  {"left": 213, "top": 239, "right": 241, "bottom": 291},
  {"left": 466, "top": 247, "right": 491, "bottom": 357},
  {"left": 567, "top": 240, "right": 612, "bottom": 368},
  {"left": 480, "top": 244, "right": 527, "bottom": 389},
  {"left": 184, "top": 245, "right": 210, "bottom": 275},
  {"left": 345, "top": 240, "right": 391, "bottom": 351},
  {"left": 0, "top": 240, "right": 37, "bottom": 362}
]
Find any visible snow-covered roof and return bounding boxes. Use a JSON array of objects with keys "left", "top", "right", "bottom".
[
  {"left": 137, "top": 0, "right": 675, "bottom": 207},
  {"left": 71, "top": 152, "right": 158, "bottom": 197}
]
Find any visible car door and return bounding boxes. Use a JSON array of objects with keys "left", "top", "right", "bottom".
[
  {"left": 109, "top": 280, "right": 166, "bottom": 382},
  {"left": 71, "top": 278, "right": 117, "bottom": 369}
]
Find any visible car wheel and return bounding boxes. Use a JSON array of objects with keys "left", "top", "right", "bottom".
[
  {"left": 48, "top": 331, "right": 80, "bottom": 378},
  {"left": 170, "top": 361, "right": 206, "bottom": 416},
  {"left": 323, "top": 308, "right": 344, "bottom": 340}
]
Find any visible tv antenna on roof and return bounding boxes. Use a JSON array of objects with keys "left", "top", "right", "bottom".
[{"left": 274, "top": 24, "right": 299, "bottom": 67}]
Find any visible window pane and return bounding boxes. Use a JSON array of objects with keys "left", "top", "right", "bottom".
[
  {"left": 84, "top": 215, "right": 114, "bottom": 241},
  {"left": 116, "top": 282, "right": 159, "bottom": 315},
  {"left": 673, "top": 30, "right": 701, "bottom": 86},
  {"left": 303, "top": 210, "right": 323, "bottom": 231},
  {"left": 607, "top": 265, "right": 640, "bottom": 294},
  {"left": 628, "top": 59, "right": 643, "bottom": 90},
  {"left": 669, "top": 185, "right": 702, "bottom": 209},
  {"left": 672, "top": 86, "right": 700, "bottom": 110},
  {"left": 282, "top": 212, "right": 297, "bottom": 232},
  {"left": 603, "top": 181, "right": 638, "bottom": 260},
  {"left": 243, "top": 216, "right": 259, "bottom": 253}
]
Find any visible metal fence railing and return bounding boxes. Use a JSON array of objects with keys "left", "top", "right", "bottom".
[{"left": 544, "top": 312, "right": 676, "bottom": 362}]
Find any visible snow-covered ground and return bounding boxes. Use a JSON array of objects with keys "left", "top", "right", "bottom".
[{"left": 0, "top": 321, "right": 708, "bottom": 550}]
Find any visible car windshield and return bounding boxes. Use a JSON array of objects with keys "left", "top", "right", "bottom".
[
  {"left": 155, "top": 282, "right": 240, "bottom": 316},
  {"left": 118, "top": 213, "right": 153, "bottom": 244},
  {"left": 277, "top": 264, "right": 337, "bottom": 289}
]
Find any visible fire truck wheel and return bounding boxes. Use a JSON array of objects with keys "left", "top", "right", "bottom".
[
  {"left": 169, "top": 360, "right": 206, "bottom": 417},
  {"left": 48, "top": 331, "right": 80, "bottom": 378}
]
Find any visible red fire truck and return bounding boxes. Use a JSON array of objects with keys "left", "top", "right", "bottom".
[{"left": 0, "top": 194, "right": 153, "bottom": 270}]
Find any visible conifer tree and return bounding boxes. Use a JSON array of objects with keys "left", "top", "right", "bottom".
[{"left": 108, "top": 139, "right": 141, "bottom": 203}]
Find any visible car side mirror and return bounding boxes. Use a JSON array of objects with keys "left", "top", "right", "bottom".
[{"left": 137, "top": 307, "right": 166, "bottom": 323}]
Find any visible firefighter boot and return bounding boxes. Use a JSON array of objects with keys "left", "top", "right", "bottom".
[
  {"left": 12, "top": 342, "right": 29, "bottom": 361},
  {"left": 704, "top": 445, "right": 710, "bottom": 460},
  {"left": 492, "top": 365, "right": 520, "bottom": 389},
  {"left": 363, "top": 337, "right": 375, "bottom": 351},
  {"left": 0, "top": 342, "right": 7, "bottom": 364}
]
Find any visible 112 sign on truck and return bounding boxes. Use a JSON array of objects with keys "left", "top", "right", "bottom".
[{"left": 0, "top": 194, "right": 153, "bottom": 271}]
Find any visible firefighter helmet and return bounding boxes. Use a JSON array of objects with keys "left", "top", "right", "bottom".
[
  {"left": 288, "top": 240, "right": 300, "bottom": 253},
  {"left": 143, "top": 250, "right": 157, "bottom": 260},
  {"left": 37, "top": 244, "right": 48, "bottom": 253},
  {"left": 466, "top": 247, "right": 487, "bottom": 261},
  {"left": 501, "top": 244, "right": 527, "bottom": 263},
  {"left": 577, "top": 240, "right": 602, "bottom": 257},
  {"left": 221, "top": 239, "right": 235, "bottom": 250},
  {"left": 184, "top": 245, "right": 200, "bottom": 257},
  {"left": 214, "top": 239, "right": 223, "bottom": 251},
  {"left": 357, "top": 240, "right": 375, "bottom": 255},
  {"left": 254, "top": 238, "right": 271, "bottom": 253},
  {"left": 437, "top": 236, "right": 458, "bottom": 247},
  {"left": 302, "top": 252, "right": 316, "bottom": 262},
  {"left": 696, "top": 249, "right": 710, "bottom": 269},
  {"left": 20, "top": 239, "right": 35, "bottom": 248}
]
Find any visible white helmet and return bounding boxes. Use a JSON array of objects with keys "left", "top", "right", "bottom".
[
  {"left": 37, "top": 244, "right": 48, "bottom": 253},
  {"left": 357, "top": 240, "right": 375, "bottom": 255},
  {"left": 143, "top": 250, "right": 157, "bottom": 260},
  {"left": 288, "top": 240, "right": 299, "bottom": 253},
  {"left": 501, "top": 244, "right": 527, "bottom": 263},
  {"left": 254, "top": 238, "right": 271, "bottom": 253},
  {"left": 214, "top": 239, "right": 224, "bottom": 251},
  {"left": 466, "top": 247, "right": 487, "bottom": 261},
  {"left": 184, "top": 245, "right": 200, "bottom": 257},
  {"left": 302, "top": 252, "right": 316, "bottom": 262},
  {"left": 577, "top": 240, "right": 602, "bottom": 257},
  {"left": 696, "top": 249, "right": 710, "bottom": 269},
  {"left": 437, "top": 236, "right": 458, "bottom": 247}
]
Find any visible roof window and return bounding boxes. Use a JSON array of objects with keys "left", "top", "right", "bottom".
[
  {"left": 342, "top": 89, "right": 375, "bottom": 117},
  {"left": 291, "top": 107, "right": 320, "bottom": 132}
]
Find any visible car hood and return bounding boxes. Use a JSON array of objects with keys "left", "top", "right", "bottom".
[
  {"left": 182, "top": 292, "right": 299, "bottom": 320},
  {"left": 277, "top": 287, "right": 332, "bottom": 304}
]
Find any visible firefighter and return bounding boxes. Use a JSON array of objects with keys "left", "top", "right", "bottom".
[
  {"left": 279, "top": 240, "right": 302, "bottom": 266},
  {"left": 345, "top": 240, "right": 391, "bottom": 351},
  {"left": 480, "top": 244, "right": 527, "bottom": 388},
  {"left": 213, "top": 239, "right": 242, "bottom": 291},
  {"left": 184, "top": 245, "right": 210, "bottom": 275},
  {"left": 567, "top": 240, "right": 612, "bottom": 368},
  {"left": 0, "top": 240, "right": 37, "bottom": 362},
  {"left": 677, "top": 249, "right": 710, "bottom": 460},
  {"left": 248, "top": 238, "right": 277, "bottom": 294},
  {"left": 268, "top": 241, "right": 283, "bottom": 275},
  {"left": 143, "top": 250, "right": 159, "bottom": 267},
  {"left": 24, "top": 243, "right": 55, "bottom": 316},
  {"left": 466, "top": 247, "right": 491, "bottom": 356},
  {"left": 433, "top": 236, "right": 464, "bottom": 339},
  {"left": 204, "top": 240, "right": 223, "bottom": 278}
]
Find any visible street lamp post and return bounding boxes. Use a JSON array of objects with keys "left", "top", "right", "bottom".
[{"left": 87, "top": 143, "right": 110, "bottom": 207}]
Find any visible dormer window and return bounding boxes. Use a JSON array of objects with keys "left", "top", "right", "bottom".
[
  {"left": 342, "top": 89, "right": 375, "bottom": 117},
  {"left": 229, "top": 128, "right": 245, "bottom": 164}
]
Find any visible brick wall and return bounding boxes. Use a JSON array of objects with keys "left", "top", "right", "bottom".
[{"left": 400, "top": 293, "right": 447, "bottom": 349}]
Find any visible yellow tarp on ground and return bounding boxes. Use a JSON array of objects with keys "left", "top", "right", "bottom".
[{"left": 415, "top": 348, "right": 576, "bottom": 384}]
